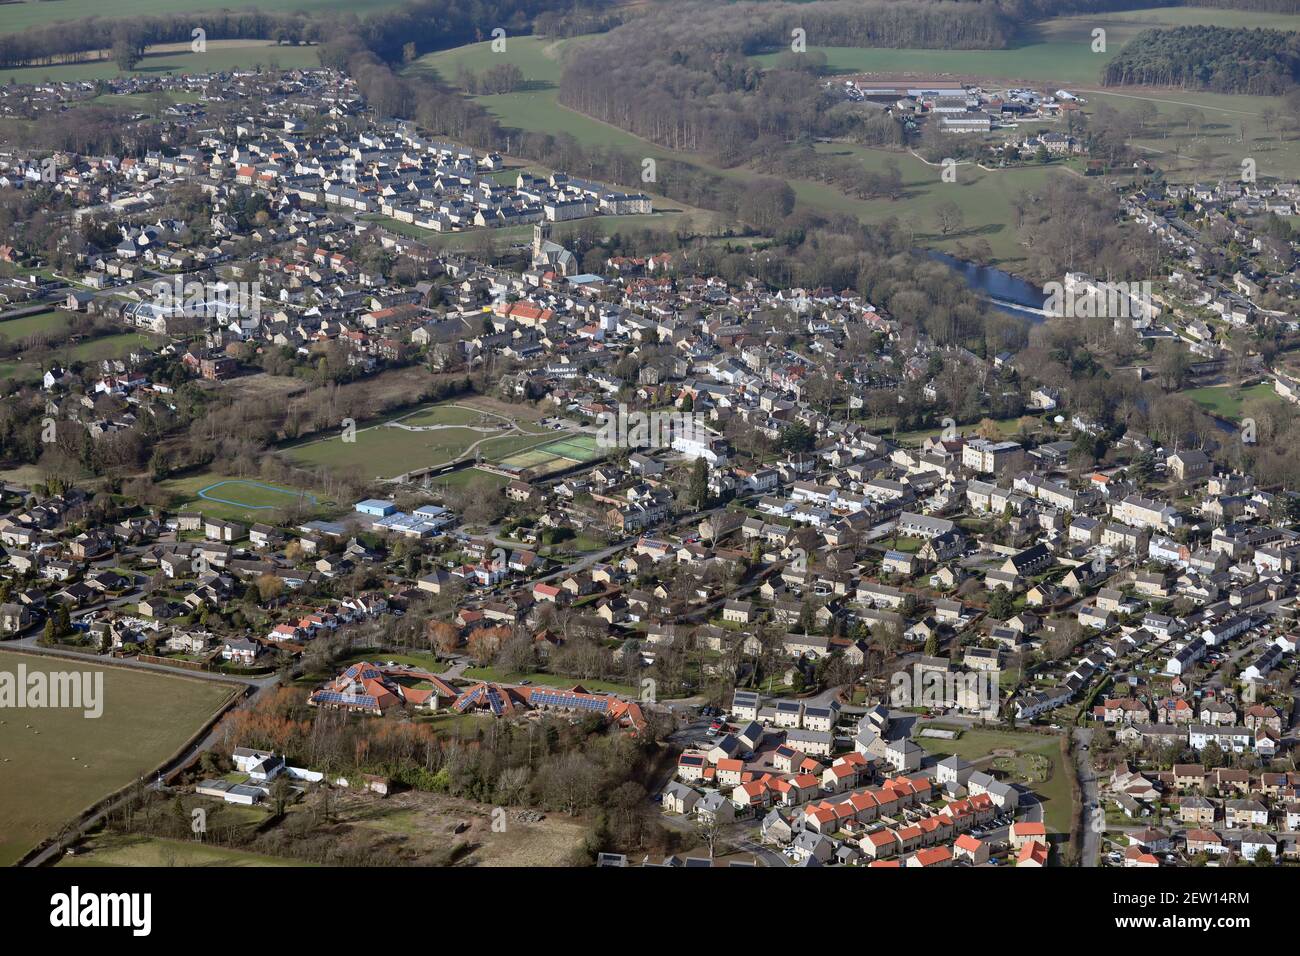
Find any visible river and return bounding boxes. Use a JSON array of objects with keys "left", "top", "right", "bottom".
[{"left": 926, "top": 250, "right": 1049, "bottom": 322}]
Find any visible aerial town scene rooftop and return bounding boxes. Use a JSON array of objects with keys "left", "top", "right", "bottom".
[{"left": 0, "top": 2, "right": 1299, "bottom": 919}]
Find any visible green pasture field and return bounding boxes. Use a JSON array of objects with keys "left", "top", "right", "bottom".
[
  {"left": 407, "top": 34, "right": 568, "bottom": 88},
  {"left": 807, "top": 145, "right": 1062, "bottom": 267},
  {"left": 0, "top": 0, "right": 400, "bottom": 35},
  {"left": 2, "top": 332, "right": 160, "bottom": 384},
  {"left": 0, "top": 309, "right": 72, "bottom": 343},
  {"left": 0, "top": 650, "right": 236, "bottom": 867}
]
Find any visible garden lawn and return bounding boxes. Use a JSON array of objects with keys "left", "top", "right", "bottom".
[{"left": 1183, "top": 382, "right": 1285, "bottom": 422}]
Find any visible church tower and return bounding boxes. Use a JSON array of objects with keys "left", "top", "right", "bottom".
[{"left": 532, "top": 221, "right": 551, "bottom": 260}]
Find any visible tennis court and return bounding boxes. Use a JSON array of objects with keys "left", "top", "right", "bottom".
[
  {"left": 496, "top": 433, "right": 603, "bottom": 476},
  {"left": 539, "top": 435, "right": 600, "bottom": 462}
]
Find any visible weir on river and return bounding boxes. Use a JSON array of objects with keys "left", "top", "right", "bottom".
[{"left": 926, "top": 250, "right": 1050, "bottom": 322}]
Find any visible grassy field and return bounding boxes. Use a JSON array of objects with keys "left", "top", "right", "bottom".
[
  {"left": 3, "top": 332, "right": 158, "bottom": 383},
  {"left": 0, "top": 309, "right": 72, "bottom": 343},
  {"left": 916, "top": 727, "right": 1074, "bottom": 834},
  {"left": 283, "top": 400, "right": 555, "bottom": 479},
  {"left": 0, "top": 0, "right": 400, "bottom": 35},
  {"left": 58, "top": 831, "right": 314, "bottom": 867},
  {"left": 424, "top": 465, "right": 513, "bottom": 492},
  {"left": 0, "top": 650, "right": 236, "bottom": 866},
  {"left": 408, "top": 36, "right": 684, "bottom": 157},
  {"left": 408, "top": 33, "right": 566, "bottom": 84},
  {"left": 2, "top": 41, "right": 322, "bottom": 84},
  {"left": 401, "top": 404, "right": 501, "bottom": 427},
  {"left": 159, "top": 472, "right": 328, "bottom": 523},
  {"left": 811, "top": 145, "right": 1063, "bottom": 266},
  {"left": 1104, "top": 85, "right": 1300, "bottom": 184},
  {"left": 63, "top": 332, "right": 157, "bottom": 363},
  {"left": 0, "top": 359, "right": 38, "bottom": 383},
  {"left": 1184, "top": 382, "right": 1286, "bottom": 421},
  {"left": 339, "top": 651, "right": 447, "bottom": 672}
]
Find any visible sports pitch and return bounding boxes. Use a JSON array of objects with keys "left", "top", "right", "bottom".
[
  {"left": 197, "top": 479, "right": 319, "bottom": 510},
  {"left": 282, "top": 401, "right": 560, "bottom": 479},
  {"left": 161, "top": 474, "right": 326, "bottom": 523}
]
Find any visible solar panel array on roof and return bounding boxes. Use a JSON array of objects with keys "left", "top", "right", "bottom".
[
  {"left": 485, "top": 686, "right": 505, "bottom": 716},
  {"left": 454, "top": 686, "right": 484, "bottom": 712},
  {"left": 531, "top": 689, "right": 609, "bottom": 712},
  {"left": 314, "top": 690, "right": 378, "bottom": 709}
]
